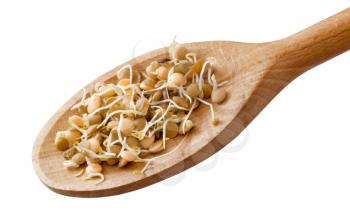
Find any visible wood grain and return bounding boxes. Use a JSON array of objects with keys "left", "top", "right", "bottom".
[{"left": 32, "top": 8, "right": 350, "bottom": 197}]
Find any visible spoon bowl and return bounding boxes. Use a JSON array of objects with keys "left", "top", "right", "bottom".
[{"left": 33, "top": 8, "right": 350, "bottom": 197}]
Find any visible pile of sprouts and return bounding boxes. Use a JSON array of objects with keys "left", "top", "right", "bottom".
[{"left": 54, "top": 42, "right": 227, "bottom": 184}]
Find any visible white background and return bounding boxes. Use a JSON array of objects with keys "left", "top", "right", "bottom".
[{"left": 0, "top": 1, "right": 349, "bottom": 223}]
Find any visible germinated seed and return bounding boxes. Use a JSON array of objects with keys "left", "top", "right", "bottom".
[
  {"left": 186, "top": 83, "right": 200, "bottom": 98},
  {"left": 168, "top": 73, "right": 186, "bottom": 86},
  {"left": 118, "top": 158, "right": 128, "bottom": 168},
  {"left": 193, "top": 58, "right": 205, "bottom": 73},
  {"left": 166, "top": 122, "right": 178, "bottom": 138},
  {"left": 140, "top": 78, "right": 156, "bottom": 90},
  {"left": 88, "top": 138, "right": 100, "bottom": 153},
  {"left": 179, "top": 120, "right": 194, "bottom": 135},
  {"left": 170, "top": 44, "right": 188, "bottom": 60},
  {"left": 87, "top": 96, "right": 101, "bottom": 114},
  {"left": 140, "top": 135, "right": 155, "bottom": 148},
  {"left": 117, "top": 68, "right": 130, "bottom": 80},
  {"left": 176, "top": 110, "right": 186, "bottom": 119},
  {"left": 126, "top": 137, "right": 140, "bottom": 148},
  {"left": 88, "top": 114, "right": 102, "bottom": 125},
  {"left": 105, "top": 144, "right": 122, "bottom": 166},
  {"left": 120, "top": 97, "right": 131, "bottom": 110},
  {"left": 68, "top": 115, "right": 84, "bottom": 128},
  {"left": 108, "top": 104, "right": 122, "bottom": 114},
  {"left": 149, "top": 140, "right": 164, "bottom": 153},
  {"left": 174, "top": 63, "right": 189, "bottom": 74},
  {"left": 156, "top": 66, "right": 169, "bottom": 80},
  {"left": 106, "top": 120, "right": 118, "bottom": 131},
  {"left": 118, "top": 78, "right": 131, "bottom": 86},
  {"left": 120, "top": 118, "right": 135, "bottom": 136},
  {"left": 211, "top": 88, "right": 227, "bottom": 104},
  {"left": 173, "top": 96, "right": 189, "bottom": 108},
  {"left": 55, "top": 135, "right": 69, "bottom": 151},
  {"left": 64, "top": 130, "right": 81, "bottom": 145},
  {"left": 146, "top": 61, "right": 160, "bottom": 78},
  {"left": 77, "top": 105, "right": 87, "bottom": 114},
  {"left": 152, "top": 91, "right": 162, "bottom": 101},
  {"left": 136, "top": 97, "right": 149, "bottom": 114},
  {"left": 110, "top": 145, "right": 122, "bottom": 154},
  {"left": 99, "top": 86, "right": 116, "bottom": 98},
  {"left": 86, "top": 124, "right": 98, "bottom": 137},
  {"left": 71, "top": 152, "right": 86, "bottom": 165},
  {"left": 134, "top": 117, "right": 147, "bottom": 131},
  {"left": 202, "top": 83, "right": 212, "bottom": 99},
  {"left": 121, "top": 150, "right": 138, "bottom": 162}
]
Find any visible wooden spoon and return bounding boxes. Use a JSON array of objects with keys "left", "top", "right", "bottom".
[{"left": 33, "top": 8, "right": 350, "bottom": 197}]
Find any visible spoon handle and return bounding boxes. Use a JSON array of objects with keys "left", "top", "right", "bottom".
[{"left": 271, "top": 8, "right": 350, "bottom": 79}]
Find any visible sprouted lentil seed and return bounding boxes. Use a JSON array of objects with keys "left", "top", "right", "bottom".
[{"left": 54, "top": 41, "right": 227, "bottom": 184}]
